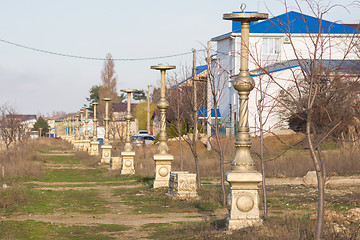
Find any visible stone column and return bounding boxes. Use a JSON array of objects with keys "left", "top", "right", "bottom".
[
  {"left": 73, "top": 114, "right": 80, "bottom": 150},
  {"left": 223, "top": 9, "right": 268, "bottom": 230},
  {"left": 151, "top": 65, "right": 175, "bottom": 188},
  {"left": 119, "top": 89, "right": 137, "bottom": 173},
  {"left": 101, "top": 98, "right": 112, "bottom": 164},
  {"left": 70, "top": 116, "right": 75, "bottom": 144},
  {"left": 90, "top": 102, "right": 100, "bottom": 156},
  {"left": 78, "top": 109, "right": 85, "bottom": 151},
  {"left": 83, "top": 107, "right": 91, "bottom": 152}
]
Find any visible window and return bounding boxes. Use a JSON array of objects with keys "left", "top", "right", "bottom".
[{"left": 262, "top": 38, "right": 280, "bottom": 55}]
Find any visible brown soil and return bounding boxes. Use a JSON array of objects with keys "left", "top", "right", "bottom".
[{"left": 3, "top": 151, "right": 227, "bottom": 239}]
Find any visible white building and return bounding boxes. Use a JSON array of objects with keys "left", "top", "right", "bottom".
[{"left": 211, "top": 11, "right": 359, "bottom": 135}]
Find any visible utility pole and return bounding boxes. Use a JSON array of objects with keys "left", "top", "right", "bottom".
[
  {"left": 147, "top": 85, "right": 151, "bottom": 134},
  {"left": 206, "top": 41, "right": 212, "bottom": 150},
  {"left": 192, "top": 49, "right": 198, "bottom": 142}
]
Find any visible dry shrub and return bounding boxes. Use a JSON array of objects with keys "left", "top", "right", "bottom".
[
  {"left": 260, "top": 151, "right": 313, "bottom": 177},
  {"left": 0, "top": 183, "right": 29, "bottom": 209},
  {"left": 36, "top": 137, "right": 73, "bottom": 152},
  {"left": 157, "top": 213, "right": 360, "bottom": 239},
  {"left": 324, "top": 148, "right": 360, "bottom": 176},
  {"left": 134, "top": 145, "right": 156, "bottom": 177},
  {"left": 0, "top": 139, "right": 44, "bottom": 179},
  {"left": 74, "top": 151, "right": 99, "bottom": 166},
  {"left": 129, "top": 131, "right": 360, "bottom": 178}
]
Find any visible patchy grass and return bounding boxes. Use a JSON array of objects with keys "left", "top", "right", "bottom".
[
  {"left": 44, "top": 155, "right": 81, "bottom": 164},
  {"left": 0, "top": 220, "right": 129, "bottom": 239},
  {"left": 1, "top": 188, "right": 110, "bottom": 216},
  {"left": 146, "top": 214, "right": 360, "bottom": 240},
  {"left": 0, "top": 183, "right": 29, "bottom": 209},
  {"left": 113, "top": 185, "right": 226, "bottom": 215},
  {"left": 26, "top": 168, "right": 142, "bottom": 183}
]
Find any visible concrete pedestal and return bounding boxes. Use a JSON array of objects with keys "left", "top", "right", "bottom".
[
  {"left": 168, "top": 171, "right": 198, "bottom": 199},
  {"left": 110, "top": 157, "right": 122, "bottom": 170},
  {"left": 101, "top": 144, "right": 112, "bottom": 164},
  {"left": 120, "top": 151, "right": 135, "bottom": 175},
  {"left": 77, "top": 140, "right": 84, "bottom": 151},
  {"left": 226, "top": 171, "right": 263, "bottom": 230},
  {"left": 90, "top": 141, "right": 100, "bottom": 156},
  {"left": 83, "top": 139, "right": 91, "bottom": 152},
  {"left": 153, "top": 153, "right": 173, "bottom": 188},
  {"left": 73, "top": 140, "right": 80, "bottom": 151}
]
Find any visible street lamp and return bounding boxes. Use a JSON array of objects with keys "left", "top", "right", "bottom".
[
  {"left": 119, "top": 89, "right": 137, "bottom": 174},
  {"left": 78, "top": 109, "right": 85, "bottom": 151},
  {"left": 223, "top": 6, "right": 268, "bottom": 230},
  {"left": 83, "top": 106, "right": 91, "bottom": 152},
  {"left": 90, "top": 102, "right": 100, "bottom": 156},
  {"left": 101, "top": 98, "right": 112, "bottom": 164},
  {"left": 151, "top": 65, "right": 175, "bottom": 188}
]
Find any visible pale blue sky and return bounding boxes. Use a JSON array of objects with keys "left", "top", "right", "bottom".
[{"left": 0, "top": 0, "right": 359, "bottom": 115}]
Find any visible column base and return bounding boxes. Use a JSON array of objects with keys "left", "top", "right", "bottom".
[
  {"left": 90, "top": 141, "right": 99, "bottom": 156},
  {"left": 110, "top": 157, "right": 122, "bottom": 170},
  {"left": 77, "top": 140, "right": 84, "bottom": 151},
  {"left": 101, "top": 144, "right": 112, "bottom": 164},
  {"left": 226, "top": 170, "right": 263, "bottom": 231},
  {"left": 153, "top": 153, "right": 173, "bottom": 188},
  {"left": 83, "top": 139, "right": 91, "bottom": 152},
  {"left": 121, "top": 151, "right": 135, "bottom": 175},
  {"left": 227, "top": 218, "right": 263, "bottom": 230}
]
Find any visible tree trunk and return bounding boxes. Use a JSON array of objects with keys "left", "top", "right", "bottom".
[
  {"left": 306, "top": 113, "right": 325, "bottom": 240},
  {"left": 259, "top": 112, "right": 268, "bottom": 217},
  {"left": 213, "top": 118, "right": 226, "bottom": 205}
]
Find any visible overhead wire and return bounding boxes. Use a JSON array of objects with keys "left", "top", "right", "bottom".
[{"left": 0, "top": 38, "right": 205, "bottom": 61}]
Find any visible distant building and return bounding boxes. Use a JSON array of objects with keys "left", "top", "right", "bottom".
[{"left": 210, "top": 11, "right": 359, "bottom": 135}]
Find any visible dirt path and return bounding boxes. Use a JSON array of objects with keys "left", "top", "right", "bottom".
[{"left": 5, "top": 151, "right": 227, "bottom": 239}]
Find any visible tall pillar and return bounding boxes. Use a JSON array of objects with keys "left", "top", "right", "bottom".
[
  {"left": 151, "top": 65, "right": 175, "bottom": 188},
  {"left": 83, "top": 107, "right": 91, "bottom": 152},
  {"left": 90, "top": 102, "right": 100, "bottom": 156},
  {"left": 101, "top": 98, "right": 112, "bottom": 164},
  {"left": 73, "top": 114, "right": 80, "bottom": 150},
  {"left": 223, "top": 8, "right": 268, "bottom": 230},
  {"left": 78, "top": 109, "right": 85, "bottom": 151},
  {"left": 119, "top": 89, "right": 137, "bottom": 173}
]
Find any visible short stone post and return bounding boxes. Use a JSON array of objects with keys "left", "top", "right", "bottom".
[
  {"left": 90, "top": 102, "right": 100, "bottom": 156},
  {"left": 101, "top": 98, "right": 112, "bottom": 164},
  {"left": 223, "top": 8, "right": 268, "bottom": 230},
  {"left": 168, "top": 171, "right": 198, "bottom": 199},
  {"left": 151, "top": 65, "right": 175, "bottom": 188},
  {"left": 119, "top": 89, "right": 137, "bottom": 174}
]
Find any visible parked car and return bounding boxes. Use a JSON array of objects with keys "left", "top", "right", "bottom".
[
  {"left": 143, "top": 135, "right": 155, "bottom": 145},
  {"left": 130, "top": 135, "right": 145, "bottom": 146},
  {"left": 137, "top": 130, "right": 149, "bottom": 136}
]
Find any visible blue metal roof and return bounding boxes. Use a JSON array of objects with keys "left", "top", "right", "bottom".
[
  {"left": 213, "top": 11, "right": 358, "bottom": 40},
  {"left": 198, "top": 108, "right": 221, "bottom": 118},
  {"left": 196, "top": 65, "right": 207, "bottom": 75},
  {"left": 250, "top": 59, "right": 360, "bottom": 77},
  {"left": 238, "top": 11, "right": 357, "bottom": 34}
]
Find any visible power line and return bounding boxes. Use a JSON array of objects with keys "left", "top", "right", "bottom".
[{"left": 0, "top": 38, "right": 204, "bottom": 61}]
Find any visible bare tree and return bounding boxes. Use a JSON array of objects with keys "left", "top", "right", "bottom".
[
  {"left": 250, "top": 1, "right": 360, "bottom": 238},
  {"left": 167, "top": 63, "right": 207, "bottom": 189},
  {"left": 0, "top": 104, "right": 21, "bottom": 161},
  {"left": 98, "top": 53, "right": 119, "bottom": 122}
]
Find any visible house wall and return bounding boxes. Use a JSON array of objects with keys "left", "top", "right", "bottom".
[{"left": 214, "top": 32, "right": 358, "bottom": 135}]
